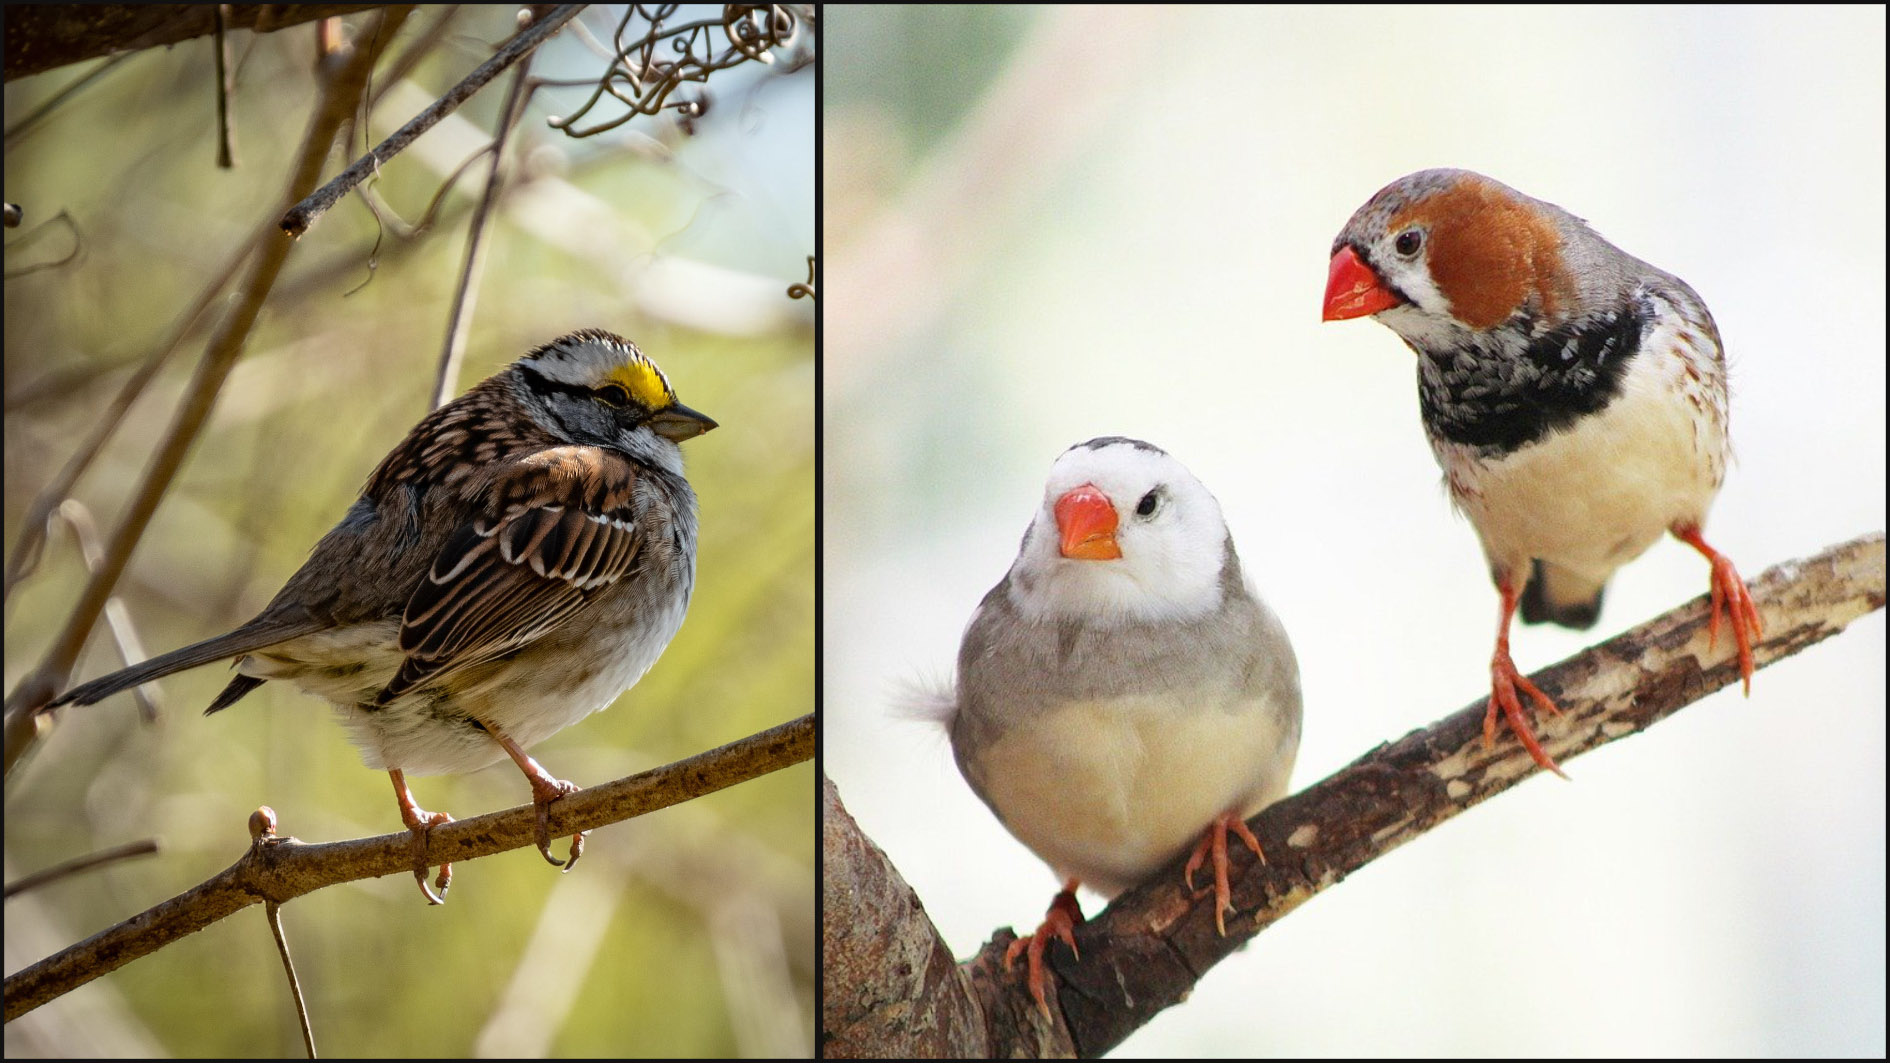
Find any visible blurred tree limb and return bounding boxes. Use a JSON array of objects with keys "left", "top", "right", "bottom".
[
  {"left": 1, "top": 6, "right": 410, "bottom": 771},
  {"left": 4, "top": 712, "right": 813, "bottom": 1022},
  {"left": 3, "top": 4, "right": 384, "bottom": 82},
  {"left": 822, "top": 532, "right": 1886, "bottom": 1059}
]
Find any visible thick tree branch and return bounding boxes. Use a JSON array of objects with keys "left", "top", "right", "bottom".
[
  {"left": 821, "top": 532, "right": 1885, "bottom": 1058},
  {"left": 4, "top": 713, "right": 812, "bottom": 1022},
  {"left": 3, "top": 4, "right": 383, "bottom": 82}
]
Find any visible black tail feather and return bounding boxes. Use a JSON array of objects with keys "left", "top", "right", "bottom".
[{"left": 1518, "top": 559, "right": 1604, "bottom": 629}]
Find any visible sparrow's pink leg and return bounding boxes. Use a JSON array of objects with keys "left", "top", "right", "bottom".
[
  {"left": 488, "top": 723, "right": 585, "bottom": 870},
  {"left": 1487, "top": 578, "right": 1571, "bottom": 779},
  {"left": 1672, "top": 524, "right": 1763, "bottom": 693},
  {"left": 1183, "top": 810, "right": 1265, "bottom": 936},
  {"left": 390, "top": 769, "right": 454, "bottom": 904},
  {"left": 1003, "top": 880, "right": 1082, "bottom": 1020}
]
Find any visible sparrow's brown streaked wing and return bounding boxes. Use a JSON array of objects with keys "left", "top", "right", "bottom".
[{"left": 377, "top": 447, "right": 646, "bottom": 703}]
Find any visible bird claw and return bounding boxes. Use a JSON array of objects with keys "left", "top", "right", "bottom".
[
  {"left": 528, "top": 776, "right": 583, "bottom": 870},
  {"left": 1003, "top": 883, "right": 1082, "bottom": 1020},
  {"left": 1487, "top": 651, "right": 1570, "bottom": 779},
  {"left": 1676, "top": 525, "right": 1763, "bottom": 695},
  {"left": 390, "top": 769, "right": 454, "bottom": 904},
  {"left": 403, "top": 809, "right": 454, "bottom": 905},
  {"left": 1182, "top": 811, "right": 1265, "bottom": 936}
]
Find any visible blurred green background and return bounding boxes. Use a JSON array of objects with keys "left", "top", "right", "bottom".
[{"left": 5, "top": 6, "right": 812, "bottom": 1057}]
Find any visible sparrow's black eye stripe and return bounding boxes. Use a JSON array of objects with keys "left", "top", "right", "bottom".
[{"left": 519, "top": 366, "right": 645, "bottom": 411}]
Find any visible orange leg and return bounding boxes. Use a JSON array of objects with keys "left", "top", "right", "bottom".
[
  {"left": 1003, "top": 880, "right": 1082, "bottom": 1020},
  {"left": 1487, "top": 578, "right": 1570, "bottom": 779},
  {"left": 488, "top": 723, "right": 585, "bottom": 870},
  {"left": 1182, "top": 810, "right": 1265, "bottom": 936},
  {"left": 390, "top": 769, "right": 454, "bottom": 904},
  {"left": 1673, "top": 524, "right": 1763, "bottom": 694}
]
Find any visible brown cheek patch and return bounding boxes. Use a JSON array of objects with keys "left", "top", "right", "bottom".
[{"left": 1395, "top": 175, "right": 1570, "bottom": 331}]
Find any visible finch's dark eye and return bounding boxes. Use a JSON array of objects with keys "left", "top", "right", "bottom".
[
  {"left": 596, "top": 384, "right": 631, "bottom": 407},
  {"left": 1394, "top": 229, "right": 1424, "bottom": 257},
  {"left": 1136, "top": 490, "right": 1160, "bottom": 518}
]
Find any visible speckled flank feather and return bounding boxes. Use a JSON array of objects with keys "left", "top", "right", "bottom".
[
  {"left": 1329, "top": 169, "right": 1731, "bottom": 619},
  {"left": 1325, "top": 168, "right": 1760, "bottom": 776}
]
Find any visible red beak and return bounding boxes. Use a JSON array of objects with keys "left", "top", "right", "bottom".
[
  {"left": 1322, "top": 244, "right": 1403, "bottom": 321},
  {"left": 1054, "top": 484, "right": 1121, "bottom": 561}
]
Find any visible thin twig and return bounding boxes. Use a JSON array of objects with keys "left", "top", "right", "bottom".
[
  {"left": 545, "top": 6, "right": 810, "bottom": 140},
  {"left": 3, "top": 839, "right": 161, "bottom": 899},
  {"left": 1, "top": 7, "right": 412, "bottom": 773},
  {"left": 213, "top": 5, "right": 237, "bottom": 168},
  {"left": 366, "top": 4, "right": 464, "bottom": 110},
  {"left": 51, "top": 501, "right": 161, "bottom": 721},
  {"left": 341, "top": 139, "right": 499, "bottom": 294},
  {"left": 265, "top": 900, "right": 317, "bottom": 1058},
  {"left": 1, "top": 232, "right": 254, "bottom": 607},
  {"left": 3, "top": 713, "right": 813, "bottom": 1022},
  {"left": 278, "top": 4, "right": 582, "bottom": 237},
  {"left": 432, "top": 54, "right": 537, "bottom": 409},
  {"left": 1, "top": 52, "right": 137, "bottom": 149},
  {"left": 788, "top": 254, "right": 815, "bottom": 300},
  {"left": 2, "top": 209, "right": 82, "bottom": 278}
]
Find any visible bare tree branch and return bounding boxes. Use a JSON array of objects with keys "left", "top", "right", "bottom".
[
  {"left": 2, "top": 839, "right": 161, "bottom": 899},
  {"left": 430, "top": 53, "right": 535, "bottom": 409},
  {"left": 1, "top": 6, "right": 411, "bottom": 771},
  {"left": 277, "top": 4, "right": 582, "bottom": 237},
  {"left": 3, "top": 4, "right": 382, "bottom": 82},
  {"left": 4, "top": 713, "right": 812, "bottom": 1022},
  {"left": 821, "top": 531, "right": 1887, "bottom": 1058}
]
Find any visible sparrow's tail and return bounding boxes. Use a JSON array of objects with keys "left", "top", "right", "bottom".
[
  {"left": 1519, "top": 559, "right": 1605, "bottom": 629},
  {"left": 49, "top": 619, "right": 323, "bottom": 710}
]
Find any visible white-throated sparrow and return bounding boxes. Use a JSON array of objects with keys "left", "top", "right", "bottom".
[{"left": 50, "top": 328, "right": 716, "bottom": 903}]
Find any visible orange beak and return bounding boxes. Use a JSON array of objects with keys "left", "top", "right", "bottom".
[
  {"left": 1322, "top": 244, "right": 1403, "bottom": 321},
  {"left": 1054, "top": 484, "right": 1121, "bottom": 561}
]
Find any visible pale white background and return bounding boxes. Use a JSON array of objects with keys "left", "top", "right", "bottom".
[{"left": 825, "top": 5, "right": 1885, "bottom": 1057}]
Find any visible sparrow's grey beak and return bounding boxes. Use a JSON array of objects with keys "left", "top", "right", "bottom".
[{"left": 649, "top": 402, "right": 717, "bottom": 442}]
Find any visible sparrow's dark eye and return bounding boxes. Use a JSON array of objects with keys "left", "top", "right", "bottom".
[
  {"left": 1135, "top": 490, "right": 1160, "bottom": 518},
  {"left": 596, "top": 384, "right": 631, "bottom": 408},
  {"left": 1394, "top": 229, "right": 1424, "bottom": 257}
]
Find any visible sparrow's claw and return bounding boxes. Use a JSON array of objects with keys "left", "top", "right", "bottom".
[
  {"left": 1675, "top": 525, "right": 1762, "bottom": 695},
  {"left": 407, "top": 818, "right": 454, "bottom": 904},
  {"left": 1183, "top": 810, "right": 1265, "bottom": 936},
  {"left": 527, "top": 774, "right": 583, "bottom": 869},
  {"left": 485, "top": 724, "right": 588, "bottom": 870},
  {"left": 390, "top": 769, "right": 454, "bottom": 904},
  {"left": 1002, "top": 882, "right": 1082, "bottom": 1020}
]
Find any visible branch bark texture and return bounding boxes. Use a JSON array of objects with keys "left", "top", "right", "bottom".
[
  {"left": 4, "top": 4, "right": 383, "bottom": 82},
  {"left": 5, "top": 713, "right": 813, "bottom": 1022},
  {"left": 821, "top": 531, "right": 1886, "bottom": 1058}
]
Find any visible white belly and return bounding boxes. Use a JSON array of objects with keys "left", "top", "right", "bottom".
[
  {"left": 1439, "top": 326, "right": 1727, "bottom": 586},
  {"left": 974, "top": 689, "right": 1298, "bottom": 898}
]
